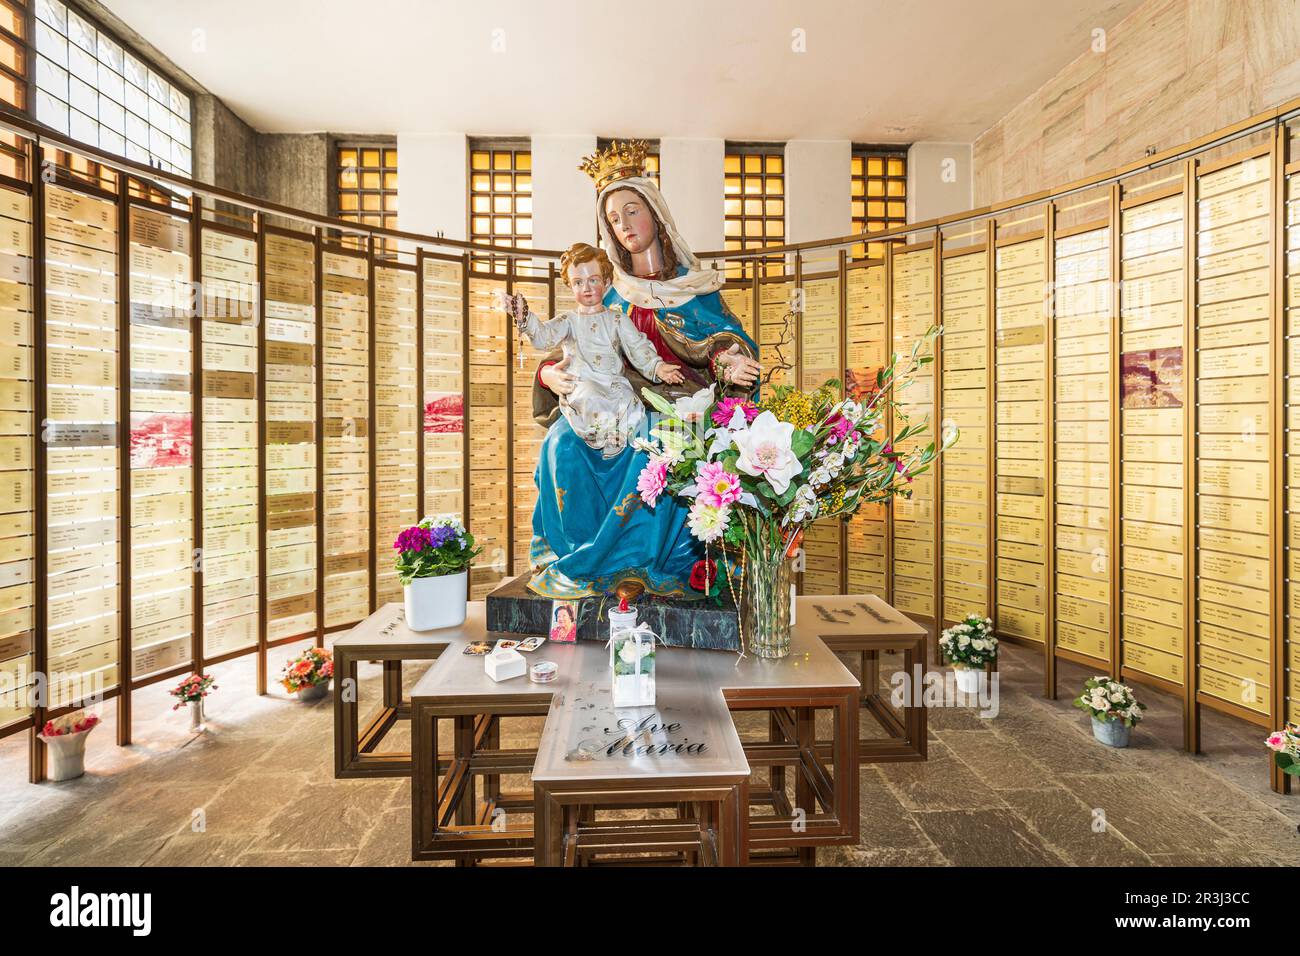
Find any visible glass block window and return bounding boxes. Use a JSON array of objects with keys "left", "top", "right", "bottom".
[
  {"left": 469, "top": 139, "right": 531, "bottom": 274},
  {"left": 0, "top": 0, "right": 26, "bottom": 112},
  {"left": 335, "top": 141, "right": 398, "bottom": 257},
  {"left": 33, "top": 0, "right": 192, "bottom": 175},
  {"left": 851, "top": 147, "right": 907, "bottom": 259},
  {"left": 724, "top": 144, "right": 784, "bottom": 277},
  {"left": 0, "top": 0, "right": 29, "bottom": 178}
]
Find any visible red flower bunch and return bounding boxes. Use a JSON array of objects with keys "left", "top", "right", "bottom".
[{"left": 40, "top": 711, "right": 100, "bottom": 737}]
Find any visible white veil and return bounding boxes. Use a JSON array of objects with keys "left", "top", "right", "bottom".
[{"left": 595, "top": 176, "right": 723, "bottom": 309}]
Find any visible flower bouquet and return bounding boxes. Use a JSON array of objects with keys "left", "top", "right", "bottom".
[
  {"left": 1073, "top": 676, "right": 1145, "bottom": 748},
  {"left": 171, "top": 673, "right": 217, "bottom": 732},
  {"left": 37, "top": 710, "right": 101, "bottom": 781},
  {"left": 634, "top": 328, "right": 950, "bottom": 658},
  {"left": 1265, "top": 723, "right": 1300, "bottom": 777},
  {"left": 281, "top": 646, "right": 334, "bottom": 701},
  {"left": 939, "top": 614, "right": 997, "bottom": 693},
  {"left": 394, "top": 516, "right": 482, "bottom": 630}
]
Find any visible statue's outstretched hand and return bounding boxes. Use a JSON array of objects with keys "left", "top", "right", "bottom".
[
  {"left": 656, "top": 362, "right": 684, "bottom": 385},
  {"left": 717, "top": 343, "right": 761, "bottom": 388},
  {"left": 539, "top": 353, "right": 576, "bottom": 396}
]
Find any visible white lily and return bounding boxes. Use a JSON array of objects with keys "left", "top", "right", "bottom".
[
  {"left": 732, "top": 411, "right": 803, "bottom": 496},
  {"left": 673, "top": 385, "right": 715, "bottom": 425}
]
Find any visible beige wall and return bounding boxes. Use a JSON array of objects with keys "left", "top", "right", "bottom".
[
  {"left": 973, "top": 0, "right": 1300, "bottom": 206},
  {"left": 530, "top": 135, "right": 598, "bottom": 252},
  {"left": 659, "top": 138, "right": 726, "bottom": 255},
  {"left": 907, "top": 142, "right": 974, "bottom": 223}
]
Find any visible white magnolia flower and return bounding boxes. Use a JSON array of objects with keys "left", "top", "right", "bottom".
[
  {"left": 673, "top": 385, "right": 715, "bottom": 424},
  {"left": 732, "top": 411, "right": 804, "bottom": 496}
]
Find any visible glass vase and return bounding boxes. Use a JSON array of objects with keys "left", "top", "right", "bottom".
[{"left": 741, "top": 549, "right": 793, "bottom": 659}]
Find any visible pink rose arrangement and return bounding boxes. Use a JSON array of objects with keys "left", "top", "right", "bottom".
[
  {"left": 170, "top": 673, "right": 216, "bottom": 710},
  {"left": 1266, "top": 722, "right": 1300, "bottom": 777}
]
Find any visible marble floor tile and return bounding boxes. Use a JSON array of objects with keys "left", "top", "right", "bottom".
[{"left": 912, "top": 808, "right": 1069, "bottom": 866}]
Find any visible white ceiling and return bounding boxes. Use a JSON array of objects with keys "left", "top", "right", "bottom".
[{"left": 101, "top": 0, "right": 1143, "bottom": 142}]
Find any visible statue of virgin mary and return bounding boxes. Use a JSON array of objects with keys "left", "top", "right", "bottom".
[{"left": 524, "top": 140, "right": 761, "bottom": 600}]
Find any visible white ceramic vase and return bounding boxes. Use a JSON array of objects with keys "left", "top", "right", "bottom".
[
  {"left": 40, "top": 728, "right": 93, "bottom": 781},
  {"left": 953, "top": 665, "right": 982, "bottom": 694},
  {"left": 404, "top": 571, "right": 468, "bottom": 631}
]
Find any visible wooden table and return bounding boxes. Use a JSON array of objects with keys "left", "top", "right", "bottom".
[
  {"left": 332, "top": 606, "right": 457, "bottom": 778},
  {"left": 794, "top": 595, "right": 930, "bottom": 763},
  {"left": 333, "top": 602, "right": 860, "bottom": 866}
]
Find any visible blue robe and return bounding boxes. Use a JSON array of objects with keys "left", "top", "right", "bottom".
[{"left": 526, "top": 273, "right": 755, "bottom": 599}]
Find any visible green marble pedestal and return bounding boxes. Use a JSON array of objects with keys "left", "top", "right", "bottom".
[{"left": 485, "top": 574, "right": 742, "bottom": 652}]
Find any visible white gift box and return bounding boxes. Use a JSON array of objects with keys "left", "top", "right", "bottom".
[{"left": 485, "top": 648, "right": 526, "bottom": 682}]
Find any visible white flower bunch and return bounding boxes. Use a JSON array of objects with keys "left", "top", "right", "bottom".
[
  {"left": 938, "top": 615, "right": 997, "bottom": 667},
  {"left": 424, "top": 515, "right": 469, "bottom": 549},
  {"left": 1073, "top": 676, "right": 1146, "bottom": 727},
  {"left": 786, "top": 484, "right": 820, "bottom": 526}
]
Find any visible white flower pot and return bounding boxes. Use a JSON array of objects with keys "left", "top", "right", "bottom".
[
  {"left": 40, "top": 727, "right": 93, "bottom": 781},
  {"left": 953, "top": 665, "right": 981, "bottom": 694},
  {"left": 404, "top": 571, "right": 468, "bottom": 631}
]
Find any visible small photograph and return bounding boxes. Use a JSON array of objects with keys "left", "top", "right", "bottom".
[
  {"left": 462, "top": 641, "right": 492, "bottom": 656},
  {"left": 493, "top": 639, "right": 519, "bottom": 652},
  {"left": 1121, "top": 347, "right": 1183, "bottom": 409},
  {"left": 549, "top": 601, "right": 579, "bottom": 643},
  {"left": 517, "top": 636, "right": 547, "bottom": 652}
]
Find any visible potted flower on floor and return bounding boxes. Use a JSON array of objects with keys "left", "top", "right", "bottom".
[
  {"left": 281, "top": 646, "right": 333, "bottom": 701},
  {"left": 171, "top": 673, "right": 217, "bottom": 732},
  {"left": 938, "top": 614, "right": 996, "bottom": 694},
  {"left": 1266, "top": 723, "right": 1300, "bottom": 778},
  {"left": 1073, "top": 676, "right": 1145, "bottom": 747},
  {"left": 394, "top": 517, "right": 482, "bottom": 631},
  {"left": 37, "top": 710, "right": 100, "bottom": 781}
]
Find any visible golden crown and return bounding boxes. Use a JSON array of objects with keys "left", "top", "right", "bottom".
[{"left": 579, "top": 139, "right": 649, "bottom": 191}]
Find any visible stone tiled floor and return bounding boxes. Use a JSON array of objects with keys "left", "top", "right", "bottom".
[{"left": 1, "top": 640, "right": 1296, "bottom": 866}]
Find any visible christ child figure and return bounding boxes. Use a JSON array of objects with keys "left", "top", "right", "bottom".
[{"left": 504, "top": 242, "right": 683, "bottom": 457}]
